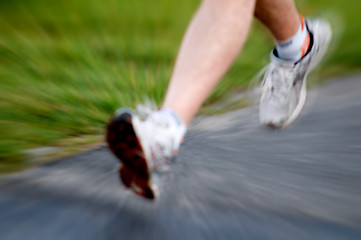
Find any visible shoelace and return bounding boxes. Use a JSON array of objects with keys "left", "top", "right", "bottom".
[
  {"left": 144, "top": 113, "right": 176, "bottom": 170},
  {"left": 261, "top": 61, "right": 296, "bottom": 104},
  {"left": 136, "top": 101, "right": 181, "bottom": 170}
]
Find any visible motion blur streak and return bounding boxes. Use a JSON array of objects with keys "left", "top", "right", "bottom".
[
  {"left": 0, "top": 0, "right": 358, "bottom": 171},
  {"left": 1, "top": 75, "right": 361, "bottom": 239}
]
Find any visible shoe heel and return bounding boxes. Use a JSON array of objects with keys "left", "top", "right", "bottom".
[{"left": 106, "top": 112, "right": 149, "bottom": 179}]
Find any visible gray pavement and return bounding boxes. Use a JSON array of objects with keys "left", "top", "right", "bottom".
[{"left": 1, "top": 75, "right": 361, "bottom": 240}]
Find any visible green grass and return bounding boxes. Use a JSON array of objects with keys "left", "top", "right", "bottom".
[{"left": 1, "top": 0, "right": 361, "bottom": 172}]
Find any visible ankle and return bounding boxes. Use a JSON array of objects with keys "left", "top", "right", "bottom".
[{"left": 275, "top": 16, "right": 311, "bottom": 62}]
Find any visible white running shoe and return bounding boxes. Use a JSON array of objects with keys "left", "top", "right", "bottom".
[
  {"left": 106, "top": 108, "right": 185, "bottom": 199},
  {"left": 259, "top": 18, "right": 332, "bottom": 128}
]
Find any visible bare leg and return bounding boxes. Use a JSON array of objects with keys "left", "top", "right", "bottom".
[
  {"left": 254, "top": 0, "right": 300, "bottom": 41},
  {"left": 162, "top": 0, "right": 255, "bottom": 125}
]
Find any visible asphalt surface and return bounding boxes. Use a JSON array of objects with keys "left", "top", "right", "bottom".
[{"left": 1, "top": 75, "right": 361, "bottom": 240}]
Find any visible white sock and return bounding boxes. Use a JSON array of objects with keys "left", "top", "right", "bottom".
[{"left": 276, "top": 17, "right": 311, "bottom": 62}]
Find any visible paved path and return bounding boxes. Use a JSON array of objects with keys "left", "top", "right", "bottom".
[{"left": 1, "top": 75, "right": 361, "bottom": 240}]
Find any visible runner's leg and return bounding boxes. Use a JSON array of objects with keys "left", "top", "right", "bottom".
[
  {"left": 255, "top": 0, "right": 332, "bottom": 128},
  {"left": 254, "top": 0, "right": 300, "bottom": 41},
  {"left": 255, "top": 0, "right": 311, "bottom": 62},
  {"left": 162, "top": 0, "right": 256, "bottom": 126}
]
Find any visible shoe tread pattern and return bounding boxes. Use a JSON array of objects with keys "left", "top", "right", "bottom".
[{"left": 106, "top": 112, "right": 155, "bottom": 199}]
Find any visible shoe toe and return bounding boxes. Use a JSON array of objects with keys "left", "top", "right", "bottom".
[{"left": 259, "top": 101, "right": 289, "bottom": 128}]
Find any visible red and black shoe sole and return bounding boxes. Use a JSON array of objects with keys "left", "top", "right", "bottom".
[{"left": 106, "top": 111, "right": 155, "bottom": 199}]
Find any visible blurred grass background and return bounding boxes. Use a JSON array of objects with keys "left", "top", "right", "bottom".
[{"left": 0, "top": 0, "right": 360, "bottom": 172}]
